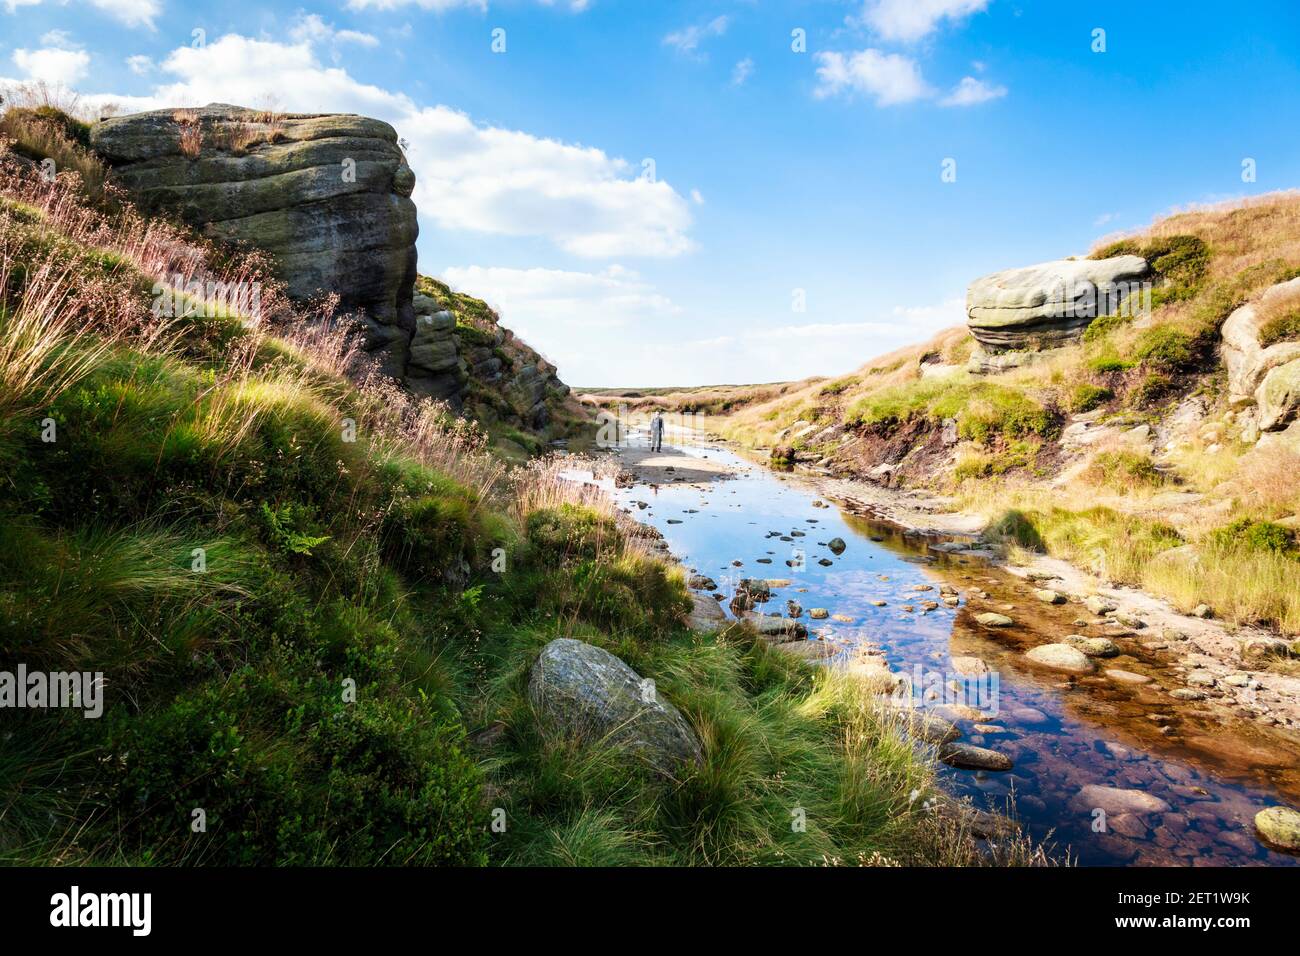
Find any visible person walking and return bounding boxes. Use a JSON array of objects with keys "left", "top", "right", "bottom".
[{"left": 650, "top": 411, "right": 665, "bottom": 453}]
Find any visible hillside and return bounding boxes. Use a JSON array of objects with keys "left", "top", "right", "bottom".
[
  {"left": 586, "top": 194, "right": 1300, "bottom": 641},
  {"left": 0, "top": 101, "right": 1013, "bottom": 867}
]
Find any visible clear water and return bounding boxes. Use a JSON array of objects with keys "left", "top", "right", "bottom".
[{"left": 580, "top": 437, "right": 1300, "bottom": 866}]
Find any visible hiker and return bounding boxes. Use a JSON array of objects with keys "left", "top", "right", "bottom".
[{"left": 650, "top": 411, "right": 665, "bottom": 453}]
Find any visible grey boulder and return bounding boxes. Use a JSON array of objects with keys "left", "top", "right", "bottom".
[{"left": 528, "top": 638, "right": 704, "bottom": 773}]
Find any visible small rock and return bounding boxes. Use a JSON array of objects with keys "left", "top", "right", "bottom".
[
  {"left": 939, "top": 742, "right": 1013, "bottom": 771},
  {"left": 1254, "top": 806, "right": 1300, "bottom": 851},
  {"left": 1034, "top": 588, "right": 1065, "bottom": 604},
  {"left": 1072, "top": 784, "right": 1171, "bottom": 816},
  {"left": 1064, "top": 635, "right": 1120, "bottom": 658},
  {"left": 1024, "top": 643, "right": 1094, "bottom": 674},
  {"left": 950, "top": 656, "right": 989, "bottom": 675},
  {"left": 975, "top": 612, "right": 1014, "bottom": 628},
  {"left": 1105, "top": 668, "right": 1151, "bottom": 685},
  {"left": 809, "top": 608, "right": 830, "bottom": 620},
  {"left": 827, "top": 537, "right": 847, "bottom": 555},
  {"left": 1085, "top": 596, "right": 1117, "bottom": 615}
]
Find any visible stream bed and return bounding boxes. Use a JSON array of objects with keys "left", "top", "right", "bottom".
[{"left": 580, "top": 437, "right": 1300, "bottom": 866}]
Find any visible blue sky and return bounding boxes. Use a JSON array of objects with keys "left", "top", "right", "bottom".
[{"left": 4, "top": 0, "right": 1300, "bottom": 386}]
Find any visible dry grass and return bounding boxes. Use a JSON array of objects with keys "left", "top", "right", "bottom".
[
  {"left": 172, "top": 109, "right": 204, "bottom": 158},
  {"left": 0, "top": 258, "right": 115, "bottom": 424}
]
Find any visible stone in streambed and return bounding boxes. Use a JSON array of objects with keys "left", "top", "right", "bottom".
[
  {"left": 1071, "top": 784, "right": 1171, "bottom": 816},
  {"left": 1064, "top": 634, "right": 1120, "bottom": 658},
  {"left": 939, "top": 742, "right": 1013, "bottom": 771},
  {"left": 1085, "top": 595, "right": 1117, "bottom": 615},
  {"left": 1254, "top": 806, "right": 1300, "bottom": 852},
  {"left": 827, "top": 537, "right": 847, "bottom": 555},
  {"left": 1105, "top": 668, "right": 1151, "bottom": 685},
  {"left": 975, "top": 612, "right": 1014, "bottom": 627},
  {"left": 687, "top": 592, "right": 727, "bottom": 633},
  {"left": 1034, "top": 588, "right": 1066, "bottom": 604},
  {"left": 1024, "top": 643, "right": 1094, "bottom": 673}
]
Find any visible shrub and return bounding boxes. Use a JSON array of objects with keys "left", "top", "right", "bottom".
[
  {"left": 1087, "top": 354, "right": 1136, "bottom": 374},
  {"left": 382, "top": 492, "right": 476, "bottom": 582},
  {"left": 100, "top": 665, "right": 486, "bottom": 866},
  {"left": 1082, "top": 312, "right": 1133, "bottom": 342},
  {"left": 954, "top": 386, "right": 1056, "bottom": 444},
  {"left": 526, "top": 504, "right": 618, "bottom": 565},
  {"left": 1069, "top": 383, "right": 1113, "bottom": 413},
  {"left": 1134, "top": 326, "right": 1195, "bottom": 372},
  {"left": 1208, "top": 518, "right": 1297, "bottom": 556},
  {"left": 819, "top": 377, "right": 857, "bottom": 397},
  {"left": 1083, "top": 450, "right": 1166, "bottom": 489},
  {"left": 1131, "top": 372, "right": 1173, "bottom": 407}
]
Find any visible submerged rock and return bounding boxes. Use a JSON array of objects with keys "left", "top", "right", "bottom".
[
  {"left": 1065, "top": 635, "right": 1120, "bottom": 658},
  {"left": 1072, "top": 785, "right": 1171, "bottom": 816},
  {"left": 1025, "top": 643, "right": 1094, "bottom": 673},
  {"left": 939, "top": 742, "right": 1013, "bottom": 771},
  {"left": 975, "top": 612, "right": 1015, "bottom": 627},
  {"left": 528, "top": 639, "right": 703, "bottom": 773}
]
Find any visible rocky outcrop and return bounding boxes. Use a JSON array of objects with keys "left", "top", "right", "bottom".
[
  {"left": 91, "top": 104, "right": 419, "bottom": 377},
  {"left": 91, "top": 105, "right": 583, "bottom": 435},
  {"left": 417, "top": 276, "right": 576, "bottom": 433},
  {"left": 966, "top": 255, "right": 1150, "bottom": 352},
  {"left": 528, "top": 638, "right": 704, "bottom": 773},
  {"left": 1222, "top": 277, "right": 1300, "bottom": 433},
  {"left": 407, "top": 291, "right": 466, "bottom": 401}
]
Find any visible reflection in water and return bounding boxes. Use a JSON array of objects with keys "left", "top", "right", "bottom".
[{"left": 593, "top": 439, "right": 1300, "bottom": 866}]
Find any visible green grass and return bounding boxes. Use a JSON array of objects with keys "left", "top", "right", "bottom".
[
  {"left": 0, "top": 127, "right": 1005, "bottom": 869},
  {"left": 1259, "top": 308, "right": 1300, "bottom": 348},
  {"left": 1068, "top": 383, "right": 1113, "bottom": 413},
  {"left": 845, "top": 378, "right": 1056, "bottom": 445},
  {"left": 1083, "top": 450, "right": 1166, "bottom": 489}
]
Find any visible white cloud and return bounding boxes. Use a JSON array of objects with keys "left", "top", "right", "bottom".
[
  {"left": 731, "top": 57, "right": 754, "bottom": 86},
  {"left": 861, "top": 0, "right": 990, "bottom": 43},
  {"left": 438, "top": 265, "right": 681, "bottom": 382},
  {"left": 3, "top": 0, "right": 160, "bottom": 28},
  {"left": 814, "top": 49, "right": 932, "bottom": 106},
  {"left": 939, "top": 75, "right": 1007, "bottom": 106},
  {"left": 663, "top": 15, "right": 729, "bottom": 56},
  {"left": 39, "top": 29, "right": 77, "bottom": 48},
  {"left": 72, "top": 33, "right": 694, "bottom": 259},
  {"left": 290, "top": 13, "right": 379, "bottom": 49},
  {"left": 344, "top": 0, "right": 590, "bottom": 10},
  {"left": 126, "top": 54, "right": 154, "bottom": 75},
  {"left": 12, "top": 47, "right": 91, "bottom": 85},
  {"left": 888, "top": 296, "right": 965, "bottom": 333}
]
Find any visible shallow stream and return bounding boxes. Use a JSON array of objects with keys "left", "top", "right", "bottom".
[{"left": 583, "top": 437, "right": 1300, "bottom": 866}]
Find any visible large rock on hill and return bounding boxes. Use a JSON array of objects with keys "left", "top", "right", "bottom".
[
  {"left": 91, "top": 104, "right": 419, "bottom": 378},
  {"left": 417, "top": 276, "right": 574, "bottom": 432},
  {"left": 1222, "top": 277, "right": 1300, "bottom": 434},
  {"left": 966, "top": 255, "right": 1150, "bottom": 352},
  {"left": 528, "top": 638, "right": 704, "bottom": 774}
]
